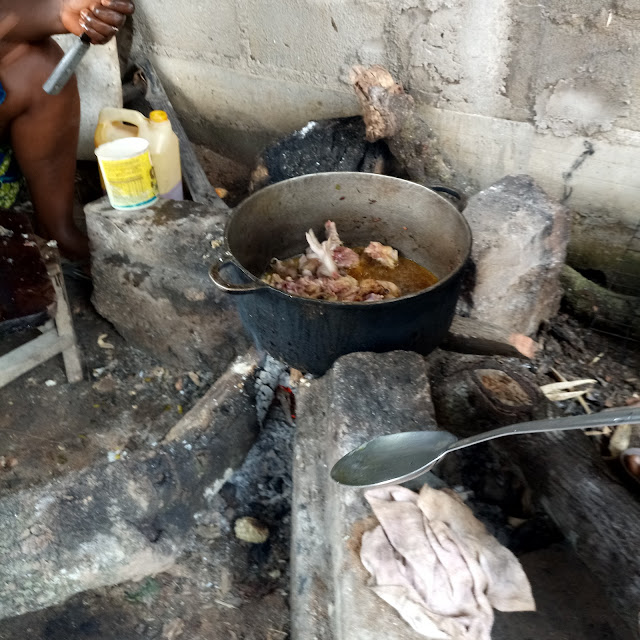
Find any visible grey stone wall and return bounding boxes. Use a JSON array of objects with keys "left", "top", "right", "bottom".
[{"left": 129, "top": 0, "right": 640, "bottom": 272}]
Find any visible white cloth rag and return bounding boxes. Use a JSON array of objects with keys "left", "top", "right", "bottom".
[{"left": 360, "top": 485, "right": 535, "bottom": 640}]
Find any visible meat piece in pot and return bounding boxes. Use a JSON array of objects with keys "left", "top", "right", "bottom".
[
  {"left": 360, "top": 278, "right": 401, "bottom": 299},
  {"left": 266, "top": 272, "right": 400, "bottom": 303},
  {"left": 364, "top": 241, "right": 399, "bottom": 269},
  {"left": 298, "top": 254, "right": 322, "bottom": 277},
  {"left": 270, "top": 258, "right": 299, "bottom": 279},
  {"left": 263, "top": 220, "right": 434, "bottom": 302},
  {"left": 324, "top": 220, "right": 360, "bottom": 269},
  {"left": 324, "top": 220, "right": 342, "bottom": 251},
  {"left": 305, "top": 229, "right": 339, "bottom": 278},
  {"left": 333, "top": 245, "right": 360, "bottom": 269}
]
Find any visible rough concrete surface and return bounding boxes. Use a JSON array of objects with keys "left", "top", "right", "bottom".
[
  {"left": 0, "top": 351, "right": 260, "bottom": 621},
  {"left": 86, "top": 197, "right": 247, "bottom": 374},
  {"left": 459, "top": 174, "right": 570, "bottom": 336},
  {"left": 127, "top": 0, "right": 639, "bottom": 268},
  {"left": 292, "top": 350, "right": 437, "bottom": 640}
]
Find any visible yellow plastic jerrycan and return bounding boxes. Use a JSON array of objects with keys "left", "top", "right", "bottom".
[{"left": 95, "top": 108, "right": 183, "bottom": 200}]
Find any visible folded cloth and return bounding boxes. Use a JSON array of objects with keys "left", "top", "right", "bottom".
[{"left": 360, "top": 485, "right": 535, "bottom": 640}]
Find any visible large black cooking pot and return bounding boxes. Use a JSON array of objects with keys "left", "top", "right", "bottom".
[{"left": 210, "top": 172, "right": 472, "bottom": 375}]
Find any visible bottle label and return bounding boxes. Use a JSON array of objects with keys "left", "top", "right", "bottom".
[{"left": 98, "top": 150, "right": 159, "bottom": 210}]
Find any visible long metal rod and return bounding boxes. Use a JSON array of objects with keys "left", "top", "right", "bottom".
[{"left": 43, "top": 33, "right": 91, "bottom": 96}]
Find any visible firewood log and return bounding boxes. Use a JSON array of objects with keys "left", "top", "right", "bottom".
[{"left": 430, "top": 354, "right": 640, "bottom": 638}]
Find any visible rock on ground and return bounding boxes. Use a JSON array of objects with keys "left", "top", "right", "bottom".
[
  {"left": 0, "top": 353, "right": 259, "bottom": 621},
  {"left": 291, "top": 350, "right": 437, "bottom": 640},
  {"left": 86, "top": 197, "right": 248, "bottom": 374},
  {"left": 459, "top": 175, "right": 570, "bottom": 336}
]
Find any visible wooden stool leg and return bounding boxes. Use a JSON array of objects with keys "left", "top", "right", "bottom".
[{"left": 50, "top": 271, "right": 83, "bottom": 383}]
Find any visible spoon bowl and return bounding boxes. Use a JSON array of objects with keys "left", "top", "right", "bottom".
[{"left": 331, "top": 406, "right": 640, "bottom": 488}]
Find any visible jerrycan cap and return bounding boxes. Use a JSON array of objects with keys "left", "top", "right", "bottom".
[{"left": 149, "top": 110, "right": 169, "bottom": 123}]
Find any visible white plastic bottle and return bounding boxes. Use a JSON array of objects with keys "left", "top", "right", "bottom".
[{"left": 146, "top": 110, "right": 183, "bottom": 200}]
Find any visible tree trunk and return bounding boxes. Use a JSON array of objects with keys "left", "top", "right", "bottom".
[{"left": 561, "top": 265, "right": 640, "bottom": 339}]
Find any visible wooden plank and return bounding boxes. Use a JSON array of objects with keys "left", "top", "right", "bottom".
[
  {"left": 444, "top": 315, "right": 539, "bottom": 359},
  {"left": 50, "top": 271, "right": 83, "bottom": 383},
  {"left": 561, "top": 264, "right": 640, "bottom": 339},
  {"left": 0, "top": 330, "right": 74, "bottom": 388},
  {"left": 136, "top": 58, "right": 228, "bottom": 211}
]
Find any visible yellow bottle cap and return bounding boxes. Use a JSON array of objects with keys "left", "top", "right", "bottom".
[{"left": 149, "top": 110, "right": 169, "bottom": 123}]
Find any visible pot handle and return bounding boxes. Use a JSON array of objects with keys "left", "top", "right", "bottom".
[
  {"left": 429, "top": 185, "right": 462, "bottom": 201},
  {"left": 209, "top": 257, "right": 265, "bottom": 294}
]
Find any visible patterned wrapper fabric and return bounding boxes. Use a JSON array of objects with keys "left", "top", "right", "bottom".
[{"left": 0, "top": 81, "right": 24, "bottom": 209}]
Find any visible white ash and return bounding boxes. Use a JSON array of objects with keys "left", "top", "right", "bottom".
[
  {"left": 297, "top": 121, "right": 317, "bottom": 137},
  {"left": 254, "top": 355, "right": 289, "bottom": 424}
]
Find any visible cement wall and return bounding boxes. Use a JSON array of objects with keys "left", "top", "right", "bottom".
[
  {"left": 129, "top": 0, "right": 640, "bottom": 276},
  {"left": 54, "top": 36, "right": 122, "bottom": 161}
]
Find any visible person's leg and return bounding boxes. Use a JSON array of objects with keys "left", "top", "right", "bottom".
[{"left": 1, "top": 38, "right": 88, "bottom": 259}]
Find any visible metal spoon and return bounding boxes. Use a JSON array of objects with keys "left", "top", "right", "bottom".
[{"left": 330, "top": 406, "right": 640, "bottom": 488}]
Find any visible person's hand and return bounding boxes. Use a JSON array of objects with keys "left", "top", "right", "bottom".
[{"left": 60, "top": 0, "right": 134, "bottom": 45}]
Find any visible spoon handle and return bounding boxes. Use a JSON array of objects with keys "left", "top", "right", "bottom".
[{"left": 447, "top": 407, "right": 640, "bottom": 454}]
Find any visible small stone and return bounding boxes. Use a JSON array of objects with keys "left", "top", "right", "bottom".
[
  {"left": 44, "top": 379, "right": 57, "bottom": 387},
  {"left": 234, "top": 517, "right": 269, "bottom": 544},
  {"left": 92, "top": 374, "right": 117, "bottom": 394},
  {"left": 162, "top": 618, "right": 185, "bottom": 639},
  {"left": 188, "top": 372, "right": 202, "bottom": 387},
  {"left": 0, "top": 456, "right": 18, "bottom": 471}
]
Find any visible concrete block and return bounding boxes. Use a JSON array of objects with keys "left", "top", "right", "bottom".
[
  {"left": 53, "top": 36, "right": 122, "bottom": 161},
  {"left": 0, "top": 351, "right": 259, "bottom": 620},
  {"left": 133, "top": 0, "right": 242, "bottom": 60},
  {"left": 459, "top": 175, "right": 570, "bottom": 336},
  {"left": 291, "top": 351, "right": 437, "bottom": 640},
  {"left": 86, "top": 197, "right": 248, "bottom": 374},
  {"left": 245, "top": 0, "right": 386, "bottom": 80}
]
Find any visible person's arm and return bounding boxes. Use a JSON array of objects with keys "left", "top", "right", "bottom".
[
  {"left": 0, "top": 0, "right": 133, "bottom": 44},
  {"left": 0, "top": 1, "right": 63, "bottom": 42}
]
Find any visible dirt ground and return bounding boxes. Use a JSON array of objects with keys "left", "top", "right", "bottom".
[{"left": 0, "top": 275, "right": 219, "bottom": 497}]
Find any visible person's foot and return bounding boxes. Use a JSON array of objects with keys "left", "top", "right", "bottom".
[
  {"left": 47, "top": 225, "right": 90, "bottom": 261},
  {"left": 61, "top": 258, "right": 91, "bottom": 281}
]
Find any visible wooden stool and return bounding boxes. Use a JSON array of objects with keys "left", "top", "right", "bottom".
[{"left": 0, "top": 210, "right": 82, "bottom": 387}]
